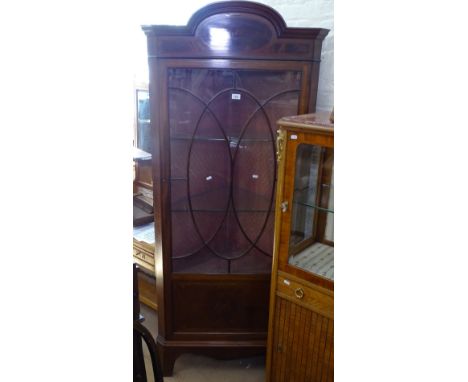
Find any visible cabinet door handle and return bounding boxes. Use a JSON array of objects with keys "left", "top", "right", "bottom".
[{"left": 295, "top": 288, "right": 304, "bottom": 299}]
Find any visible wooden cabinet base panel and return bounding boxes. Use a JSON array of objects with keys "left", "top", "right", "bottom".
[{"left": 157, "top": 337, "right": 266, "bottom": 376}]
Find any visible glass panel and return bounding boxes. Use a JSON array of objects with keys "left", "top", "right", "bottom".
[
  {"left": 235, "top": 70, "right": 301, "bottom": 104},
  {"left": 324, "top": 166, "right": 334, "bottom": 242},
  {"left": 136, "top": 90, "right": 151, "bottom": 154},
  {"left": 288, "top": 144, "right": 334, "bottom": 281},
  {"left": 168, "top": 67, "right": 300, "bottom": 274}
]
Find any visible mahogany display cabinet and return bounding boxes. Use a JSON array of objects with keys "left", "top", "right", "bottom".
[
  {"left": 142, "top": 1, "right": 329, "bottom": 375},
  {"left": 266, "top": 113, "right": 334, "bottom": 381}
]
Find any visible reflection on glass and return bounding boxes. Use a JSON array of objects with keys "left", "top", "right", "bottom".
[
  {"left": 324, "top": 167, "right": 334, "bottom": 242},
  {"left": 136, "top": 90, "right": 151, "bottom": 154},
  {"left": 208, "top": 27, "right": 231, "bottom": 50},
  {"left": 288, "top": 144, "right": 334, "bottom": 281}
]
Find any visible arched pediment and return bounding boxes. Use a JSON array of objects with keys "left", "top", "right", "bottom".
[{"left": 142, "top": 1, "right": 329, "bottom": 61}]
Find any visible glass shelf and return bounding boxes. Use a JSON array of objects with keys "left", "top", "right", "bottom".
[
  {"left": 170, "top": 177, "right": 277, "bottom": 181},
  {"left": 172, "top": 209, "right": 271, "bottom": 213},
  {"left": 292, "top": 185, "right": 334, "bottom": 213},
  {"left": 170, "top": 135, "right": 273, "bottom": 142},
  {"left": 293, "top": 201, "right": 334, "bottom": 214}
]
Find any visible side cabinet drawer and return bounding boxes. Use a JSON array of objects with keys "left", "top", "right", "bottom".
[{"left": 276, "top": 274, "right": 333, "bottom": 319}]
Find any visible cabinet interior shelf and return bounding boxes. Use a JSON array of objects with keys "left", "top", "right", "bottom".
[
  {"left": 294, "top": 184, "right": 333, "bottom": 193},
  {"left": 169, "top": 177, "right": 278, "bottom": 181},
  {"left": 171, "top": 209, "right": 272, "bottom": 213},
  {"left": 170, "top": 136, "right": 273, "bottom": 143},
  {"left": 294, "top": 201, "right": 334, "bottom": 213}
]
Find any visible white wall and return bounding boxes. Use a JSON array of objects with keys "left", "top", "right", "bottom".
[
  {"left": 132, "top": 0, "right": 334, "bottom": 113},
  {"left": 256, "top": 0, "right": 334, "bottom": 112}
]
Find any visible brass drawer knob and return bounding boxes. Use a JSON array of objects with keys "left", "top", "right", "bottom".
[{"left": 295, "top": 288, "right": 304, "bottom": 299}]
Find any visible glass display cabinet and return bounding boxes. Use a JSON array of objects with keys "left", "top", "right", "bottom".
[
  {"left": 142, "top": 1, "right": 329, "bottom": 375},
  {"left": 133, "top": 83, "right": 157, "bottom": 310},
  {"left": 266, "top": 113, "right": 334, "bottom": 381}
]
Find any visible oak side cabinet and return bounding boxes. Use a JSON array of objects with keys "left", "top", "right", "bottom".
[
  {"left": 142, "top": 2, "right": 329, "bottom": 375},
  {"left": 266, "top": 113, "right": 334, "bottom": 381}
]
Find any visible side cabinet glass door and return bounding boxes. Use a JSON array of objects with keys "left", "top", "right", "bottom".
[{"left": 287, "top": 142, "right": 334, "bottom": 282}]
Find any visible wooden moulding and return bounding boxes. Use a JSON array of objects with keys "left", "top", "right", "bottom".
[
  {"left": 142, "top": 1, "right": 328, "bottom": 61},
  {"left": 142, "top": 1, "right": 329, "bottom": 40}
]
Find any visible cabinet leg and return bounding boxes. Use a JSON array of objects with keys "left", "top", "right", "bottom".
[{"left": 158, "top": 345, "right": 177, "bottom": 377}]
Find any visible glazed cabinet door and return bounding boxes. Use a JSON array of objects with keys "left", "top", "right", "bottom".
[
  {"left": 165, "top": 65, "right": 307, "bottom": 275},
  {"left": 277, "top": 129, "right": 334, "bottom": 288},
  {"left": 153, "top": 61, "right": 314, "bottom": 341}
]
